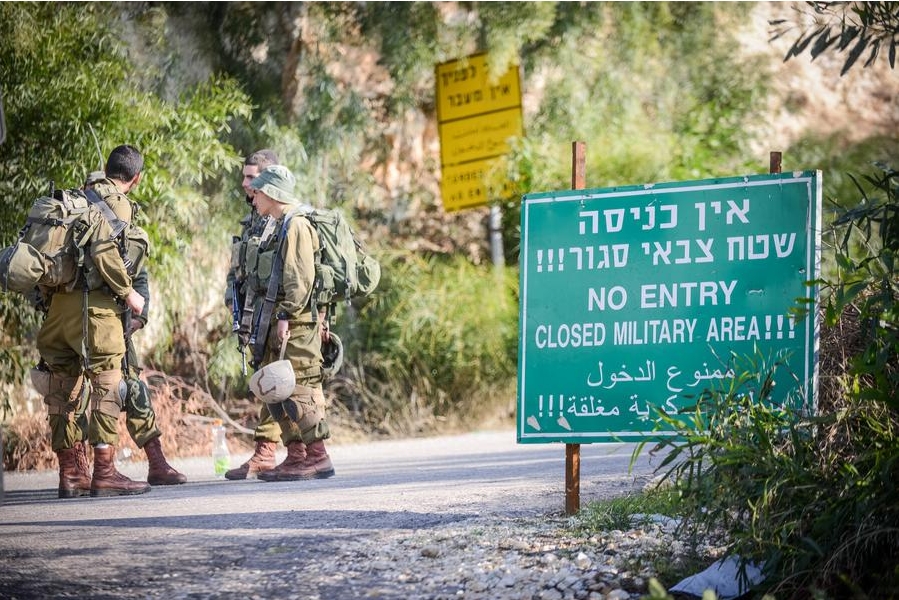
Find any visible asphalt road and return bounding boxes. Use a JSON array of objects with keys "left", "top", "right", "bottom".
[{"left": 0, "top": 430, "right": 659, "bottom": 599}]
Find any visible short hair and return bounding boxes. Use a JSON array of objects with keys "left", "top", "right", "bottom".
[
  {"left": 244, "top": 149, "right": 279, "bottom": 169},
  {"left": 105, "top": 145, "right": 144, "bottom": 181}
]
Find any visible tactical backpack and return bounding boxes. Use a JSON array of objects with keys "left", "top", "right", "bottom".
[
  {"left": 0, "top": 186, "right": 127, "bottom": 295},
  {"left": 244, "top": 205, "right": 381, "bottom": 370},
  {"left": 299, "top": 206, "right": 381, "bottom": 313}
]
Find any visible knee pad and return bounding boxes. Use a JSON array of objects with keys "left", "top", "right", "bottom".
[
  {"left": 279, "top": 385, "right": 327, "bottom": 439},
  {"left": 89, "top": 369, "right": 125, "bottom": 417},
  {"left": 43, "top": 373, "right": 87, "bottom": 416},
  {"left": 123, "top": 377, "right": 153, "bottom": 420}
]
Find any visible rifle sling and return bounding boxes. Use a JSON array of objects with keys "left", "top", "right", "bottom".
[{"left": 251, "top": 215, "right": 293, "bottom": 366}]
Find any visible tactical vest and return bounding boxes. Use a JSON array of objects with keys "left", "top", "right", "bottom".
[
  {"left": 229, "top": 212, "right": 270, "bottom": 287},
  {"left": 244, "top": 220, "right": 281, "bottom": 304}
]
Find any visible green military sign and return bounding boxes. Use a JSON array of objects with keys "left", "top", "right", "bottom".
[{"left": 517, "top": 172, "right": 822, "bottom": 443}]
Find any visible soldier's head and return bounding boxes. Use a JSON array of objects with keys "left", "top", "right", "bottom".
[
  {"left": 242, "top": 149, "right": 279, "bottom": 199},
  {"left": 249, "top": 164, "right": 297, "bottom": 218},
  {"left": 105, "top": 145, "right": 143, "bottom": 192}
]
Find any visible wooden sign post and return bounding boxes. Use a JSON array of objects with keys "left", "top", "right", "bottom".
[{"left": 566, "top": 141, "right": 586, "bottom": 515}]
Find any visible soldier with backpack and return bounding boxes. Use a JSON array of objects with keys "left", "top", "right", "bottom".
[
  {"left": 223, "top": 149, "right": 284, "bottom": 480},
  {"left": 29, "top": 169, "right": 186, "bottom": 494},
  {"left": 242, "top": 164, "right": 335, "bottom": 481},
  {"left": 35, "top": 144, "right": 152, "bottom": 497}
]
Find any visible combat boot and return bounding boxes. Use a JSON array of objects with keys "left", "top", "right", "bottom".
[
  {"left": 73, "top": 440, "right": 92, "bottom": 482},
  {"left": 144, "top": 437, "right": 187, "bottom": 485},
  {"left": 224, "top": 440, "right": 277, "bottom": 480},
  {"left": 259, "top": 439, "right": 335, "bottom": 481},
  {"left": 56, "top": 445, "right": 91, "bottom": 499},
  {"left": 90, "top": 445, "right": 151, "bottom": 497}
]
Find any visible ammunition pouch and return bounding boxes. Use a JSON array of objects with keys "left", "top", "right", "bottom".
[
  {"left": 230, "top": 235, "right": 248, "bottom": 286},
  {"left": 122, "top": 226, "right": 149, "bottom": 278}
]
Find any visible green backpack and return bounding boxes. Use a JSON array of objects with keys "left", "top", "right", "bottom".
[
  {"left": 299, "top": 206, "right": 381, "bottom": 313},
  {"left": 0, "top": 186, "right": 126, "bottom": 295}
]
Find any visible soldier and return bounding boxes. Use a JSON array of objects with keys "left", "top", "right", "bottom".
[
  {"left": 223, "top": 149, "right": 283, "bottom": 480},
  {"left": 36, "top": 144, "right": 151, "bottom": 497},
  {"left": 120, "top": 267, "right": 187, "bottom": 485},
  {"left": 33, "top": 169, "right": 186, "bottom": 495},
  {"left": 244, "top": 164, "right": 334, "bottom": 481}
]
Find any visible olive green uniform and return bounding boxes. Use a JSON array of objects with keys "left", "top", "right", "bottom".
[
  {"left": 246, "top": 209, "right": 329, "bottom": 444},
  {"left": 229, "top": 209, "right": 282, "bottom": 442},
  {"left": 120, "top": 268, "right": 161, "bottom": 447},
  {"left": 36, "top": 179, "right": 143, "bottom": 450}
]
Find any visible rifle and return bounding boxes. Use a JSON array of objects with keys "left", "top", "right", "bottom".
[
  {"left": 231, "top": 278, "right": 242, "bottom": 333},
  {"left": 120, "top": 305, "right": 135, "bottom": 381},
  {"left": 232, "top": 278, "right": 247, "bottom": 376},
  {"left": 250, "top": 216, "right": 291, "bottom": 370}
]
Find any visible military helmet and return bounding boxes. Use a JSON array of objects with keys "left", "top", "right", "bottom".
[
  {"left": 249, "top": 359, "right": 296, "bottom": 403},
  {"left": 321, "top": 332, "right": 344, "bottom": 378}
]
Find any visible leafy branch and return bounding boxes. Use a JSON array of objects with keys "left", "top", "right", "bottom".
[{"left": 770, "top": 1, "right": 899, "bottom": 75}]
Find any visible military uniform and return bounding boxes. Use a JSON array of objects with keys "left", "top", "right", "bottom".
[
  {"left": 37, "top": 180, "right": 135, "bottom": 448},
  {"left": 243, "top": 165, "right": 334, "bottom": 481},
  {"left": 223, "top": 207, "right": 283, "bottom": 479},
  {"left": 36, "top": 173, "right": 151, "bottom": 498}
]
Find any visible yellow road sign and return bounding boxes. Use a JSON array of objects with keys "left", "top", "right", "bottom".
[
  {"left": 438, "top": 108, "right": 523, "bottom": 167},
  {"left": 440, "top": 157, "right": 516, "bottom": 213},
  {"left": 436, "top": 54, "right": 522, "bottom": 123},
  {"left": 436, "top": 53, "right": 523, "bottom": 212}
]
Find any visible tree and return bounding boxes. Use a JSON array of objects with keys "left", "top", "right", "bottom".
[
  {"left": 0, "top": 3, "right": 251, "bottom": 412},
  {"left": 770, "top": 1, "right": 899, "bottom": 75}
]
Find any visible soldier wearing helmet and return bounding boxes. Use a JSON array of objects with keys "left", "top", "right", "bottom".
[
  {"left": 223, "top": 149, "right": 284, "bottom": 480},
  {"left": 240, "top": 164, "right": 335, "bottom": 481}
]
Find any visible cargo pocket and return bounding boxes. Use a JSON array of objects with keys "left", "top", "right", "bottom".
[{"left": 87, "top": 304, "right": 126, "bottom": 359}]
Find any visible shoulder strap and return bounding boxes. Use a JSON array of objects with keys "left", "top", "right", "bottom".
[
  {"left": 250, "top": 215, "right": 293, "bottom": 367},
  {"left": 84, "top": 189, "right": 128, "bottom": 239}
]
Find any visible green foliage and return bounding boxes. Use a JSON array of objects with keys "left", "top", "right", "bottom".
[
  {"left": 0, "top": 2, "right": 252, "bottom": 386},
  {"left": 824, "top": 163, "right": 899, "bottom": 401},
  {"left": 578, "top": 488, "right": 684, "bottom": 533},
  {"left": 356, "top": 2, "right": 443, "bottom": 113},
  {"left": 327, "top": 250, "right": 519, "bottom": 433},
  {"left": 496, "top": 3, "right": 768, "bottom": 259},
  {"left": 634, "top": 164, "right": 899, "bottom": 597},
  {"left": 771, "top": 1, "right": 899, "bottom": 75},
  {"left": 512, "top": 2, "right": 764, "bottom": 190}
]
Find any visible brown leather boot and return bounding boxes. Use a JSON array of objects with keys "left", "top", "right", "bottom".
[
  {"left": 257, "top": 440, "right": 305, "bottom": 481},
  {"left": 56, "top": 445, "right": 91, "bottom": 499},
  {"left": 74, "top": 440, "right": 93, "bottom": 487},
  {"left": 258, "top": 439, "right": 335, "bottom": 481},
  {"left": 224, "top": 440, "right": 277, "bottom": 480},
  {"left": 144, "top": 437, "right": 187, "bottom": 485},
  {"left": 90, "top": 445, "right": 151, "bottom": 497}
]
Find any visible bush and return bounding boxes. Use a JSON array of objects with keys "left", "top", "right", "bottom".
[
  {"left": 636, "top": 164, "right": 899, "bottom": 598},
  {"left": 326, "top": 250, "right": 519, "bottom": 436}
]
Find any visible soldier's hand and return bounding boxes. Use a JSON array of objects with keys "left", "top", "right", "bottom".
[
  {"left": 125, "top": 289, "right": 146, "bottom": 315},
  {"left": 320, "top": 315, "right": 331, "bottom": 343},
  {"left": 277, "top": 318, "right": 290, "bottom": 342}
]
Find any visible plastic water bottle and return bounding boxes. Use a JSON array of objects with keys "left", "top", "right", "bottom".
[{"left": 211, "top": 419, "right": 230, "bottom": 478}]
